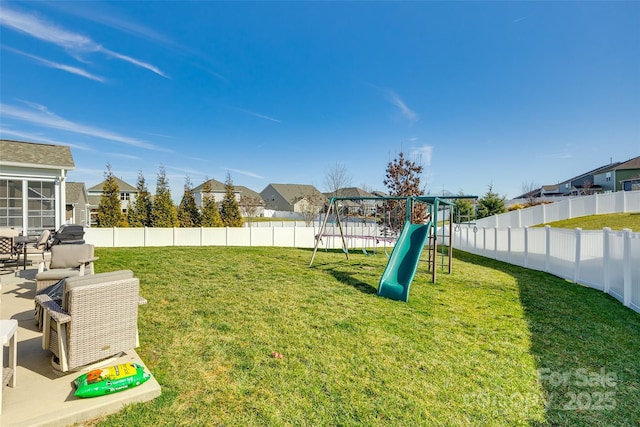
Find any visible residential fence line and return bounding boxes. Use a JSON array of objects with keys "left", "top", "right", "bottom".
[
  {"left": 471, "top": 190, "right": 640, "bottom": 229},
  {"left": 452, "top": 225, "right": 640, "bottom": 314},
  {"left": 84, "top": 224, "right": 392, "bottom": 251},
  {"left": 83, "top": 190, "right": 640, "bottom": 314}
]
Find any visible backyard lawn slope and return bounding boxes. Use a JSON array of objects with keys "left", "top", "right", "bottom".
[{"left": 91, "top": 247, "right": 639, "bottom": 426}]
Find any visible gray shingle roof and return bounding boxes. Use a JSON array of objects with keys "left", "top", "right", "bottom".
[
  {"left": 326, "top": 187, "right": 374, "bottom": 198},
  {"left": 236, "top": 186, "right": 262, "bottom": 200},
  {"left": 263, "top": 183, "right": 326, "bottom": 204},
  {"left": 0, "top": 139, "right": 75, "bottom": 169},
  {"left": 192, "top": 179, "right": 229, "bottom": 193},
  {"left": 614, "top": 155, "right": 640, "bottom": 170},
  {"left": 66, "top": 182, "right": 88, "bottom": 205},
  {"left": 88, "top": 177, "right": 137, "bottom": 192}
]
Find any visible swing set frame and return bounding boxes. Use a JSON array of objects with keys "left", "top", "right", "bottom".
[{"left": 309, "top": 195, "right": 476, "bottom": 283}]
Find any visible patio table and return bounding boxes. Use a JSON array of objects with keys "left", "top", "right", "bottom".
[{"left": 14, "top": 235, "right": 37, "bottom": 270}]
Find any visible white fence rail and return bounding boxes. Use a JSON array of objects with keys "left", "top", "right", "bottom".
[
  {"left": 84, "top": 224, "right": 395, "bottom": 252},
  {"left": 473, "top": 191, "right": 640, "bottom": 229},
  {"left": 453, "top": 225, "right": 640, "bottom": 314}
]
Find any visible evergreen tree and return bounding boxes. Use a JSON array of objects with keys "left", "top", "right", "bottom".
[
  {"left": 151, "top": 165, "right": 179, "bottom": 227},
  {"left": 127, "top": 170, "right": 153, "bottom": 227},
  {"left": 200, "top": 179, "right": 223, "bottom": 227},
  {"left": 382, "top": 151, "right": 427, "bottom": 228},
  {"left": 178, "top": 176, "right": 201, "bottom": 227},
  {"left": 219, "top": 173, "right": 243, "bottom": 227},
  {"left": 453, "top": 191, "right": 476, "bottom": 223},
  {"left": 96, "top": 163, "right": 128, "bottom": 227},
  {"left": 477, "top": 185, "right": 506, "bottom": 219}
]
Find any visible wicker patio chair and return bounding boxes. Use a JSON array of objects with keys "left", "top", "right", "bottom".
[
  {"left": 0, "top": 230, "right": 19, "bottom": 273},
  {"left": 16, "top": 229, "right": 50, "bottom": 266},
  {"left": 35, "top": 244, "right": 97, "bottom": 292},
  {"left": 35, "top": 270, "right": 147, "bottom": 373}
]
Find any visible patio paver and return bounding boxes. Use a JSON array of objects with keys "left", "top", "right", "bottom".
[{"left": 1, "top": 259, "right": 161, "bottom": 427}]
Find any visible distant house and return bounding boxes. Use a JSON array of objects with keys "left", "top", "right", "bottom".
[
  {"left": 621, "top": 177, "right": 640, "bottom": 191},
  {"left": 65, "top": 182, "right": 90, "bottom": 227},
  {"left": 325, "top": 187, "right": 378, "bottom": 215},
  {"left": 593, "top": 155, "right": 640, "bottom": 193},
  {"left": 87, "top": 177, "right": 138, "bottom": 226},
  {"left": 0, "top": 139, "right": 75, "bottom": 234},
  {"left": 260, "top": 183, "right": 326, "bottom": 214},
  {"left": 192, "top": 179, "right": 240, "bottom": 207},
  {"left": 236, "top": 186, "right": 265, "bottom": 218}
]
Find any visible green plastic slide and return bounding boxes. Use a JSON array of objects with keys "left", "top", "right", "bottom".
[{"left": 377, "top": 221, "right": 432, "bottom": 302}]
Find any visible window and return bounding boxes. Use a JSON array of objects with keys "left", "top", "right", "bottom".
[
  {"left": 120, "top": 192, "right": 130, "bottom": 201},
  {"left": 28, "top": 180, "right": 55, "bottom": 232},
  {"left": 0, "top": 180, "right": 23, "bottom": 228},
  {"left": 605, "top": 172, "right": 611, "bottom": 182}
]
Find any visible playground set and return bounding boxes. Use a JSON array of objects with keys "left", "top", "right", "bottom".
[{"left": 309, "top": 195, "right": 476, "bottom": 302}]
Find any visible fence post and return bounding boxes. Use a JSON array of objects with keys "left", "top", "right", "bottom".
[
  {"left": 144, "top": 226, "right": 148, "bottom": 247},
  {"left": 483, "top": 227, "right": 487, "bottom": 254},
  {"left": 494, "top": 227, "right": 498, "bottom": 259},
  {"left": 112, "top": 227, "right": 117, "bottom": 248},
  {"left": 507, "top": 227, "right": 512, "bottom": 263},
  {"left": 603, "top": 227, "right": 611, "bottom": 294},
  {"left": 542, "top": 204, "right": 547, "bottom": 225},
  {"left": 623, "top": 228, "right": 632, "bottom": 307},
  {"left": 573, "top": 228, "right": 582, "bottom": 283},
  {"left": 173, "top": 227, "right": 177, "bottom": 246},
  {"left": 545, "top": 225, "right": 551, "bottom": 272},
  {"left": 595, "top": 193, "right": 599, "bottom": 215},
  {"left": 524, "top": 227, "right": 529, "bottom": 268}
]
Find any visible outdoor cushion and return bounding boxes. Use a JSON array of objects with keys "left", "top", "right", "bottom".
[
  {"left": 48, "top": 244, "right": 94, "bottom": 269},
  {"left": 36, "top": 268, "right": 82, "bottom": 282},
  {"left": 65, "top": 270, "right": 134, "bottom": 293}
]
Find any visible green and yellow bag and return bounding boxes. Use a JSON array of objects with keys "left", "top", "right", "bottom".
[{"left": 74, "top": 362, "right": 151, "bottom": 398}]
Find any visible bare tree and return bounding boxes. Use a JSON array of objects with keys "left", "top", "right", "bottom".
[
  {"left": 521, "top": 181, "right": 540, "bottom": 207},
  {"left": 324, "top": 162, "right": 352, "bottom": 198},
  {"left": 239, "top": 195, "right": 264, "bottom": 226},
  {"left": 580, "top": 180, "right": 594, "bottom": 195},
  {"left": 298, "top": 192, "right": 326, "bottom": 226}
]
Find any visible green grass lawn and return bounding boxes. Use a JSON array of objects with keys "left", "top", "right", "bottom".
[
  {"left": 536, "top": 212, "right": 640, "bottom": 231},
  {"left": 90, "top": 247, "right": 640, "bottom": 426}
]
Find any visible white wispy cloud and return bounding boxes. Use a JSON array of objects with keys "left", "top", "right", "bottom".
[
  {"left": 0, "top": 127, "right": 93, "bottom": 151},
  {"left": 387, "top": 90, "right": 419, "bottom": 124},
  {"left": 165, "top": 165, "right": 208, "bottom": 177},
  {"left": 101, "top": 48, "right": 170, "bottom": 79},
  {"left": 544, "top": 152, "right": 573, "bottom": 159},
  {"left": 410, "top": 145, "right": 433, "bottom": 166},
  {"left": 0, "top": 7, "right": 168, "bottom": 78},
  {"left": 3, "top": 46, "right": 106, "bottom": 82},
  {"left": 233, "top": 107, "right": 281, "bottom": 123},
  {"left": 106, "top": 152, "right": 141, "bottom": 160},
  {"left": 1, "top": 102, "right": 170, "bottom": 152},
  {"left": 512, "top": 16, "right": 528, "bottom": 24},
  {"left": 227, "top": 168, "right": 265, "bottom": 179}
]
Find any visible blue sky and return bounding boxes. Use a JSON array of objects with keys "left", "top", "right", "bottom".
[{"left": 1, "top": 1, "right": 638, "bottom": 201}]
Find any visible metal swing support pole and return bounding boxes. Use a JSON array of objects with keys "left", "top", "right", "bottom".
[{"left": 310, "top": 198, "right": 346, "bottom": 266}]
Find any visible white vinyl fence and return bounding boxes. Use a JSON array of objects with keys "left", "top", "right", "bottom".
[
  {"left": 84, "top": 224, "right": 394, "bottom": 252},
  {"left": 473, "top": 190, "right": 640, "bottom": 229},
  {"left": 454, "top": 225, "right": 640, "bottom": 314}
]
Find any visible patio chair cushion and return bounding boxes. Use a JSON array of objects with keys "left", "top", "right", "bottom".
[
  {"left": 48, "top": 244, "right": 93, "bottom": 269},
  {"left": 36, "top": 268, "right": 82, "bottom": 282},
  {"left": 65, "top": 270, "right": 134, "bottom": 294}
]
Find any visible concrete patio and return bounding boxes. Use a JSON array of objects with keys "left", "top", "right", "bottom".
[{"left": 1, "top": 257, "right": 161, "bottom": 427}]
